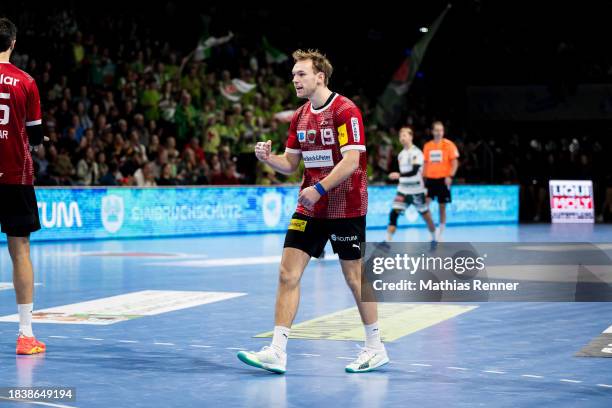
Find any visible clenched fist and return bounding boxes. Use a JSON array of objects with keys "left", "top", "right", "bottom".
[{"left": 255, "top": 140, "right": 272, "bottom": 162}]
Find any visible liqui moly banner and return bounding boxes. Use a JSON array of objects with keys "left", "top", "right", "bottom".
[{"left": 549, "top": 180, "right": 594, "bottom": 223}]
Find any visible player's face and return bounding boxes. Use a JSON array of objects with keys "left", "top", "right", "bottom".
[
  {"left": 292, "top": 60, "right": 322, "bottom": 98},
  {"left": 399, "top": 129, "right": 413, "bottom": 146},
  {"left": 432, "top": 124, "right": 444, "bottom": 139}
]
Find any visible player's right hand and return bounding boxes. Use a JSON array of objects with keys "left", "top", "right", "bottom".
[
  {"left": 389, "top": 172, "right": 400, "bottom": 180},
  {"left": 255, "top": 140, "right": 272, "bottom": 162}
]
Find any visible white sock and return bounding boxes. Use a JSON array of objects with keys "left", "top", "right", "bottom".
[
  {"left": 437, "top": 223, "right": 446, "bottom": 240},
  {"left": 271, "top": 325, "right": 290, "bottom": 352},
  {"left": 364, "top": 322, "right": 383, "bottom": 349},
  {"left": 386, "top": 232, "right": 393, "bottom": 242},
  {"left": 18, "top": 303, "right": 34, "bottom": 337}
]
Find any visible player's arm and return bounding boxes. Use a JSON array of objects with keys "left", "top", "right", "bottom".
[
  {"left": 446, "top": 144, "right": 460, "bottom": 186},
  {"left": 254, "top": 110, "right": 302, "bottom": 175},
  {"left": 255, "top": 141, "right": 301, "bottom": 175},
  {"left": 318, "top": 149, "right": 360, "bottom": 191},
  {"left": 26, "top": 79, "right": 46, "bottom": 150}
]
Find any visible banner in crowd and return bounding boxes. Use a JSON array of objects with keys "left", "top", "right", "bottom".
[
  {"left": 0, "top": 185, "right": 519, "bottom": 243},
  {"left": 549, "top": 180, "right": 594, "bottom": 223}
]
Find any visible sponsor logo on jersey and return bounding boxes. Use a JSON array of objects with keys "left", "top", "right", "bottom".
[
  {"left": 350, "top": 117, "right": 360, "bottom": 143},
  {"left": 429, "top": 150, "right": 443, "bottom": 163},
  {"left": 0, "top": 74, "right": 20, "bottom": 86},
  {"left": 297, "top": 130, "right": 306, "bottom": 142},
  {"left": 288, "top": 218, "right": 307, "bottom": 232},
  {"left": 337, "top": 124, "right": 348, "bottom": 146},
  {"left": 307, "top": 129, "right": 317, "bottom": 144},
  {"left": 302, "top": 149, "right": 334, "bottom": 168}
]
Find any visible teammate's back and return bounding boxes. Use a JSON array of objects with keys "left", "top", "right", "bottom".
[{"left": 0, "top": 61, "right": 41, "bottom": 185}]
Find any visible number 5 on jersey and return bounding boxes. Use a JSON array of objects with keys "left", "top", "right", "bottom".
[{"left": 0, "top": 92, "right": 9, "bottom": 126}]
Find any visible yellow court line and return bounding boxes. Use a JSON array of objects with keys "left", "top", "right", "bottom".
[{"left": 255, "top": 303, "right": 477, "bottom": 342}]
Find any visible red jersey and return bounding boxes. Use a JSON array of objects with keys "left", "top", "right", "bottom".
[
  {"left": 286, "top": 93, "right": 367, "bottom": 219},
  {"left": 0, "top": 62, "right": 42, "bottom": 185}
]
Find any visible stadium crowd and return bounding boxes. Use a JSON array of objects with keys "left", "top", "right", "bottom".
[{"left": 5, "top": 6, "right": 612, "bottom": 222}]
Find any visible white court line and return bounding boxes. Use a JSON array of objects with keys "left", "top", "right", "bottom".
[
  {"left": 189, "top": 345, "right": 212, "bottom": 348},
  {"left": 118, "top": 340, "right": 138, "bottom": 343},
  {"left": 297, "top": 353, "right": 320, "bottom": 357},
  {"left": 226, "top": 347, "right": 246, "bottom": 351},
  {"left": 410, "top": 363, "right": 432, "bottom": 367},
  {"left": 522, "top": 374, "right": 544, "bottom": 379},
  {"left": 447, "top": 367, "right": 469, "bottom": 371},
  {"left": 597, "top": 383, "right": 612, "bottom": 388},
  {"left": 48, "top": 336, "right": 69, "bottom": 339},
  {"left": 336, "top": 357, "right": 353, "bottom": 360},
  {"left": 153, "top": 342, "right": 174, "bottom": 346},
  {"left": 483, "top": 370, "right": 506, "bottom": 374},
  {"left": 82, "top": 338, "right": 103, "bottom": 341},
  {"left": 560, "top": 379, "right": 582, "bottom": 384},
  {"left": 0, "top": 397, "right": 77, "bottom": 408}
]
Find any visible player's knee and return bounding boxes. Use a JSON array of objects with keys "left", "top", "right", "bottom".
[
  {"left": 389, "top": 209, "right": 401, "bottom": 226},
  {"left": 278, "top": 263, "right": 300, "bottom": 289}
]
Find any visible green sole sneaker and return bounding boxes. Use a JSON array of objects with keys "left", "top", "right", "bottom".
[{"left": 237, "top": 351, "right": 286, "bottom": 374}]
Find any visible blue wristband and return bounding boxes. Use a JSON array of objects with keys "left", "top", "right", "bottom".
[{"left": 314, "top": 182, "right": 327, "bottom": 196}]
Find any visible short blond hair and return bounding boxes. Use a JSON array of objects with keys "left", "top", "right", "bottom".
[{"left": 292, "top": 49, "right": 333, "bottom": 86}]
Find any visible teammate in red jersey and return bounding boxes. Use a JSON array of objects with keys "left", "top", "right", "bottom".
[
  {"left": 237, "top": 49, "right": 389, "bottom": 374},
  {"left": 0, "top": 18, "right": 46, "bottom": 355}
]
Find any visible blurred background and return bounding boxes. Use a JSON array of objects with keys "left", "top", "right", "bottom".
[{"left": 3, "top": 0, "right": 612, "bottom": 222}]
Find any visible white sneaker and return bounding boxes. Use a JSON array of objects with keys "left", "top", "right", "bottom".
[
  {"left": 237, "top": 346, "right": 287, "bottom": 374},
  {"left": 345, "top": 345, "right": 390, "bottom": 373}
]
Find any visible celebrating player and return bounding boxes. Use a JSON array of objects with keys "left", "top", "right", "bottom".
[
  {"left": 386, "top": 126, "right": 436, "bottom": 245},
  {"left": 0, "top": 18, "right": 47, "bottom": 355},
  {"left": 237, "top": 49, "right": 389, "bottom": 374}
]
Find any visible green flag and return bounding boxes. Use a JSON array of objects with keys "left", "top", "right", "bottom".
[
  {"left": 375, "top": 4, "right": 451, "bottom": 127},
  {"left": 262, "top": 37, "right": 288, "bottom": 64}
]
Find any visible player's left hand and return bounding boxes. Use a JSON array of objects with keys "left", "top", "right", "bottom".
[
  {"left": 298, "top": 186, "right": 321, "bottom": 210},
  {"left": 30, "top": 136, "right": 50, "bottom": 152},
  {"left": 445, "top": 176, "right": 453, "bottom": 187}
]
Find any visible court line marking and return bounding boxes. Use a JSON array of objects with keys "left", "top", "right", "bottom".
[
  {"left": 0, "top": 397, "right": 77, "bottom": 408},
  {"left": 32, "top": 337, "right": 612, "bottom": 390}
]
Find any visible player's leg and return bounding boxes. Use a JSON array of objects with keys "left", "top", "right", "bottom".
[
  {"left": 329, "top": 216, "right": 389, "bottom": 372},
  {"left": 273, "top": 247, "right": 311, "bottom": 328},
  {"left": 437, "top": 181, "right": 452, "bottom": 241},
  {"left": 386, "top": 194, "right": 406, "bottom": 242},
  {"left": 414, "top": 193, "right": 437, "bottom": 245},
  {"left": 237, "top": 213, "right": 325, "bottom": 374},
  {"left": 1, "top": 185, "right": 45, "bottom": 355}
]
